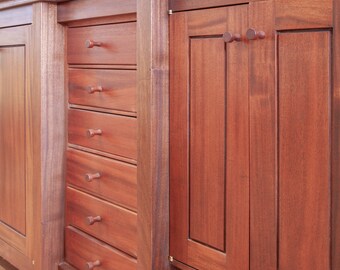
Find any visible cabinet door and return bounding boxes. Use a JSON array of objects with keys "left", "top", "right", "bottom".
[
  {"left": 0, "top": 26, "right": 30, "bottom": 254},
  {"left": 170, "top": 6, "right": 249, "bottom": 270}
]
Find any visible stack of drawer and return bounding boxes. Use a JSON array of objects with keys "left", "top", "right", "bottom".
[{"left": 64, "top": 20, "right": 137, "bottom": 270}]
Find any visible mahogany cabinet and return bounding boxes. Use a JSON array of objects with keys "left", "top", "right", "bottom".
[{"left": 0, "top": 1, "right": 65, "bottom": 270}]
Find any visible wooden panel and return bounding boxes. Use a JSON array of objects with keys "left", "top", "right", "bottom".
[
  {"left": 0, "top": 5, "right": 32, "bottom": 28},
  {"left": 58, "top": 0, "right": 136, "bottom": 22},
  {"left": 333, "top": 0, "right": 340, "bottom": 268},
  {"left": 0, "top": 46, "right": 26, "bottom": 235},
  {"left": 0, "top": 0, "right": 66, "bottom": 10},
  {"left": 170, "top": 5, "right": 249, "bottom": 270},
  {"left": 66, "top": 187, "right": 137, "bottom": 257},
  {"left": 249, "top": 2, "right": 277, "bottom": 270},
  {"left": 65, "top": 226, "right": 136, "bottom": 270},
  {"left": 189, "top": 38, "right": 225, "bottom": 251},
  {"left": 69, "top": 69, "right": 136, "bottom": 112},
  {"left": 170, "top": 0, "right": 258, "bottom": 11},
  {"left": 67, "top": 22, "right": 136, "bottom": 65},
  {"left": 68, "top": 109, "right": 137, "bottom": 160},
  {"left": 0, "top": 237, "right": 32, "bottom": 270},
  {"left": 67, "top": 149, "right": 137, "bottom": 211},
  {"left": 137, "top": 0, "right": 170, "bottom": 268},
  {"left": 278, "top": 31, "right": 331, "bottom": 270},
  {"left": 275, "top": 0, "right": 332, "bottom": 30}
]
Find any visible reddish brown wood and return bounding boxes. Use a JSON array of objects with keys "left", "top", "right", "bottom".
[
  {"left": 189, "top": 38, "right": 226, "bottom": 251},
  {"left": 0, "top": 45, "right": 26, "bottom": 235},
  {"left": 278, "top": 31, "right": 331, "bottom": 270},
  {"left": 66, "top": 187, "right": 137, "bottom": 258},
  {"left": 249, "top": 2, "right": 277, "bottom": 270},
  {"left": 68, "top": 109, "right": 137, "bottom": 160},
  {"left": 67, "top": 149, "right": 137, "bottom": 211},
  {"left": 170, "top": 5, "right": 249, "bottom": 270},
  {"left": 65, "top": 226, "right": 136, "bottom": 270},
  {"left": 67, "top": 22, "right": 136, "bottom": 65},
  {"left": 333, "top": 0, "right": 340, "bottom": 268},
  {"left": 69, "top": 69, "right": 136, "bottom": 112}
]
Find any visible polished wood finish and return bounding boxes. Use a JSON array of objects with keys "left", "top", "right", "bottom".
[
  {"left": 66, "top": 187, "right": 137, "bottom": 257},
  {"left": 278, "top": 31, "right": 331, "bottom": 270},
  {"left": 137, "top": 0, "right": 170, "bottom": 268},
  {"left": 69, "top": 69, "right": 136, "bottom": 113},
  {"left": 275, "top": 0, "right": 332, "bottom": 30},
  {"left": 170, "top": 0, "right": 255, "bottom": 11},
  {"left": 57, "top": 0, "right": 136, "bottom": 23},
  {"left": 67, "top": 22, "right": 136, "bottom": 65},
  {"left": 0, "top": 5, "right": 32, "bottom": 28},
  {"left": 67, "top": 149, "right": 137, "bottom": 211},
  {"left": 68, "top": 109, "right": 137, "bottom": 160},
  {"left": 333, "top": 0, "right": 340, "bottom": 268},
  {"left": 249, "top": 2, "right": 277, "bottom": 270},
  {"left": 0, "top": 0, "right": 66, "bottom": 10},
  {"left": 0, "top": 46, "right": 26, "bottom": 235},
  {"left": 65, "top": 226, "right": 136, "bottom": 270},
  {"left": 170, "top": 5, "right": 249, "bottom": 270}
]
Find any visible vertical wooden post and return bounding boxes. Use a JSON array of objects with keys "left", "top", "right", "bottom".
[
  {"left": 137, "top": 0, "right": 170, "bottom": 269},
  {"left": 332, "top": 0, "right": 340, "bottom": 268}
]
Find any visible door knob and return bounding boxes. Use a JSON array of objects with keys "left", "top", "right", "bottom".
[
  {"left": 87, "top": 86, "right": 103, "bottom": 94},
  {"left": 223, "top": 32, "right": 242, "bottom": 43},
  {"left": 85, "top": 173, "right": 101, "bottom": 182},
  {"left": 85, "top": 40, "right": 102, "bottom": 48},
  {"left": 86, "top": 216, "right": 102, "bottom": 225},
  {"left": 86, "top": 260, "right": 101, "bottom": 269},
  {"left": 246, "top": 28, "right": 266, "bottom": 40},
  {"left": 87, "top": 129, "right": 102, "bottom": 137}
]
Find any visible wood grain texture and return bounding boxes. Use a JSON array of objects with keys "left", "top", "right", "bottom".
[
  {"left": 169, "top": 0, "right": 261, "bottom": 11},
  {"left": 189, "top": 38, "right": 225, "bottom": 251},
  {"left": 137, "top": 0, "right": 170, "bottom": 269},
  {"left": 57, "top": 0, "right": 136, "bottom": 22},
  {"left": 67, "top": 149, "right": 137, "bottom": 211},
  {"left": 333, "top": 0, "right": 340, "bottom": 268},
  {"left": 0, "top": 46, "right": 26, "bottom": 235},
  {"left": 249, "top": 2, "right": 277, "bottom": 270},
  {"left": 67, "top": 22, "right": 136, "bottom": 65},
  {"left": 0, "top": 0, "right": 66, "bottom": 10},
  {"left": 275, "top": 0, "right": 332, "bottom": 30},
  {"left": 0, "top": 5, "right": 32, "bottom": 28},
  {"left": 68, "top": 109, "right": 137, "bottom": 160},
  {"left": 65, "top": 226, "right": 136, "bottom": 270},
  {"left": 278, "top": 31, "right": 331, "bottom": 270},
  {"left": 66, "top": 187, "right": 137, "bottom": 258},
  {"left": 170, "top": 5, "right": 249, "bottom": 270},
  {"left": 69, "top": 69, "right": 136, "bottom": 113}
]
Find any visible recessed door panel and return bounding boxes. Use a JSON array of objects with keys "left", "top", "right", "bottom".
[{"left": 170, "top": 5, "right": 249, "bottom": 270}]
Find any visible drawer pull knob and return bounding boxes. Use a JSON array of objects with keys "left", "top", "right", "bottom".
[
  {"left": 88, "top": 86, "right": 103, "bottom": 94},
  {"left": 87, "top": 129, "right": 102, "bottom": 137},
  {"left": 85, "top": 40, "right": 102, "bottom": 48},
  {"left": 86, "top": 216, "right": 102, "bottom": 225},
  {"left": 86, "top": 260, "right": 101, "bottom": 269},
  {"left": 246, "top": 28, "right": 266, "bottom": 40},
  {"left": 85, "top": 173, "right": 101, "bottom": 182},
  {"left": 223, "top": 32, "right": 242, "bottom": 43}
]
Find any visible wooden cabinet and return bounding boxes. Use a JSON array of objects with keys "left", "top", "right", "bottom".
[
  {"left": 0, "top": 2, "right": 64, "bottom": 270},
  {"left": 169, "top": 1, "right": 336, "bottom": 270}
]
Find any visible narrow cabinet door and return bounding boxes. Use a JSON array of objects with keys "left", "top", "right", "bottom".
[{"left": 170, "top": 6, "right": 249, "bottom": 270}]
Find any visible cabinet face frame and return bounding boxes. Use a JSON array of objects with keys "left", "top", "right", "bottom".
[{"left": 0, "top": 25, "right": 32, "bottom": 256}]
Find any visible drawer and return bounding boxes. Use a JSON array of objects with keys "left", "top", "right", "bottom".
[
  {"left": 68, "top": 22, "right": 136, "bottom": 65},
  {"left": 69, "top": 69, "right": 136, "bottom": 112},
  {"left": 66, "top": 187, "right": 137, "bottom": 257},
  {"left": 65, "top": 226, "right": 136, "bottom": 270},
  {"left": 67, "top": 149, "right": 137, "bottom": 211},
  {"left": 68, "top": 109, "right": 137, "bottom": 160}
]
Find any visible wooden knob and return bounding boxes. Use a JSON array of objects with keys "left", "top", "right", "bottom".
[
  {"left": 86, "top": 260, "right": 101, "bottom": 269},
  {"left": 85, "top": 173, "right": 101, "bottom": 182},
  {"left": 223, "top": 32, "right": 241, "bottom": 43},
  {"left": 246, "top": 28, "right": 266, "bottom": 40},
  {"left": 85, "top": 40, "right": 102, "bottom": 48},
  {"left": 87, "top": 129, "right": 102, "bottom": 137},
  {"left": 86, "top": 216, "right": 102, "bottom": 225},
  {"left": 87, "top": 86, "right": 103, "bottom": 94}
]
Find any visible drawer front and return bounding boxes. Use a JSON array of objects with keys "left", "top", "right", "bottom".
[
  {"left": 69, "top": 69, "right": 136, "bottom": 112},
  {"left": 65, "top": 226, "right": 136, "bottom": 270},
  {"left": 68, "top": 22, "right": 136, "bottom": 65},
  {"left": 68, "top": 109, "right": 137, "bottom": 160},
  {"left": 66, "top": 187, "right": 137, "bottom": 257},
  {"left": 67, "top": 149, "right": 137, "bottom": 211}
]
